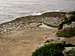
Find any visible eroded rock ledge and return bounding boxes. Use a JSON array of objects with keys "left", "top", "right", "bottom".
[{"left": 0, "top": 12, "right": 66, "bottom": 34}]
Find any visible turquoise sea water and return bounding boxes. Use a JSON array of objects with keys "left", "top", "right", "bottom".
[{"left": 0, "top": 0, "right": 75, "bottom": 24}]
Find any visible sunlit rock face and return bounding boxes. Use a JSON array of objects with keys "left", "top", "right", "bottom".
[
  {"left": 64, "top": 47, "right": 75, "bottom": 56},
  {"left": 42, "top": 12, "right": 66, "bottom": 27},
  {"left": 0, "top": 12, "right": 66, "bottom": 34}
]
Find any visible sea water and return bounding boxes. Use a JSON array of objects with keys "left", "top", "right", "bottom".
[{"left": 0, "top": 0, "right": 75, "bottom": 24}]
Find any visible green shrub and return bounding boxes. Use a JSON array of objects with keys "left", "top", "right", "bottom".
[
  {"left": 32, "top": 43, "right": 64, "bottom": 56},
  {"left": 56, "top": 27, "right": 75, "bottom": 37}
]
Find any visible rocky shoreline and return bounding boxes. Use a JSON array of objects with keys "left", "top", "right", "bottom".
[{"left": 0, "top": 12, "right": 66, "bottom": 34}]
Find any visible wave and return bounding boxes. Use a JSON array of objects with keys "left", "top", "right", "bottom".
[{"left": 31, "top": 10, "right": 64, "bottom": 16}]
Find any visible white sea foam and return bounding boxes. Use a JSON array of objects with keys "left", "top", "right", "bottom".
[
  {"left": 31, "top": 10, "right": 62, "bottom": 16},
  {"left": 32, "top": 12, "right": 42, "bottom": 15}
]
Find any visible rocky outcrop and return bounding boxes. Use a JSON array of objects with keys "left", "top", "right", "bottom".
[
  {"left": 0, "top": 12, "right": 66, "bottom": 34},
  {"left": 64, "top": 47, "right": 75, "bottom": 56}
]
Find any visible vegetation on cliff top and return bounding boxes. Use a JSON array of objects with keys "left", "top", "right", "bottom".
[
  {"left": 32, "top": 43, "right": 65, "bottom": 56},
  {"left": 32, "top": 42, "right": 75, "bottom": 56}
]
